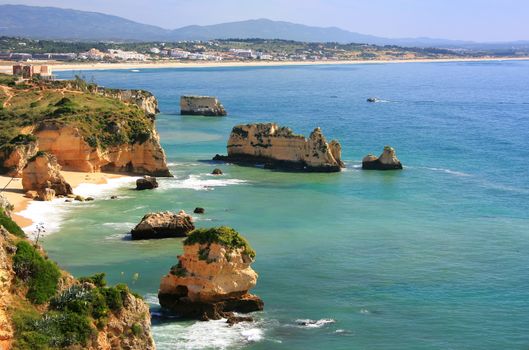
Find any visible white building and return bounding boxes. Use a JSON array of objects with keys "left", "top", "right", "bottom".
[{"left": 108, "top": 49, "right": 147, "bottom": 61}]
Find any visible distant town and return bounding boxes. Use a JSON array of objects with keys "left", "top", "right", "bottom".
[{"left": 1, "top": 37, "right": 523, "bottom": 65}]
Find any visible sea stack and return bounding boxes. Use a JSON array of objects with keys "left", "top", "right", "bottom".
[
  {"left": 158, "top": 227, "right": 263, "bottom": 321},
  {"left": 362, "top": 146, "right": 403, "bottom": 170},
  {"left": 131, "top": 211, "right": 195, "bottom": 240},
  {"left": 180, "top": 96, "right": 227, "bottom": 116},
  {"left": 213, "top": 123, "right": 345, "bottom": 172},
  {"left": 22, "top": 152, "right": 73, "bottom": 200}
]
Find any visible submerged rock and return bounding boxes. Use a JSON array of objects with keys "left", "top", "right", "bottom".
[
  {"left": 362, "top": 146, "right": 403, "bottom": 170},
  {"left": 131, "top": 211, "right": 195, "bottom": 240},
  {"left": 136, "top": 175, "right": 159, "bottom": 190},
  {"left": 158, "top": 227, "right": 263, "bottom": 320},
  {"left": 213, "top": 123, "right": 345, "bottom": 172},
  {"left": 211, "top": 168, "right": 223, "bottom": 175},
  {"left": 22, "top": 152, "right": 73, "bottom": 199},
  {"left": 180, "top": 96, "right": 227, "bottom": 116}
]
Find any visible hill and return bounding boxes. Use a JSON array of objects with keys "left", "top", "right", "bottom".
[{"left": 0, "top": 5, "right": 525, "bottom": 49}]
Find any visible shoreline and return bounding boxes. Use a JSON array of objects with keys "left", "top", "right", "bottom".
[
  {"left": 0, "top": 171, "right": 131, "bottom": 228},
  {"left": 1, "top": 57, "right": 528, "bottom": 73}
]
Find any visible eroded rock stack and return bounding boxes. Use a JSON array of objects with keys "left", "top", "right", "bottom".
[
  {"left": 22, "top": 152, "right": 73, "bottom": 200},
  {"left": 362, "top": 146, "right": 403, "bottom": 170},
  {"left": 131, "top": 211, "right": 195, "bottom": 240},
  {"left": 213, "top": 123, "right": 345, "bottom": 172},
  {"left": 180, "top": 96, "right": 227, "bottom": 116},
  {"left": 158, "top": 227, "right": 263, "bottom": 321}
]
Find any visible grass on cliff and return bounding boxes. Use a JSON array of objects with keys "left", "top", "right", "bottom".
[
  {"left": 0, "top": 73, "right": 153, "bottom": 148},
  {"left": 0, "top": 207, "right": 25, "bottom": 238},
  {"left": 13, "top": 241, "right": 61, "bottom": 304},
  {"left": 12, "top": 271, "right": 140, "bottom": 350},
  {"left": 184, "top": 226, "right": 256, "bottom": 259}
]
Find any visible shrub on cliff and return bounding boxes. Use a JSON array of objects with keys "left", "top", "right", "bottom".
[
  {"left": 13, "top": 241, "right": 61, "bottom": 304},
  {"left": 0, "top": 207, "right": 25, "bottom": 238},
  {"left": 184, "top": 226, "right": 256, "bottom": 259}
]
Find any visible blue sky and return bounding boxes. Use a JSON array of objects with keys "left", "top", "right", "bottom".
[{"left": 1, "top": 0, "right": 527, "bottom": 41}]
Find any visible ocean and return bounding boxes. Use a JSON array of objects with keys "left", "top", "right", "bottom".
[{"left": 24, "top": 61, "right": 529, "bottom": 349}]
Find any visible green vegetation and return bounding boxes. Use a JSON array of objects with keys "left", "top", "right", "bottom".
[
  {"left": 0, "top": 207, "right": 25, "bottom": 237},
  {"left": 12, "top": 272, "right": 138, "bottom": 349},
  {"left": 13, "top": 241, "right": 61, "bottom": 304},
  {"left": 184, "top": 226, "right": 256, "bottom": 259},
  {"left": 13, "top": 308, "right": 92, "bottom": 350},
  {"left": 0, "top": 74, "right": 153, "bottom": 148}
]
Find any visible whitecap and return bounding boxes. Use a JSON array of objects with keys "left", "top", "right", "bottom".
[
  {"left": 143, "top": 293, "right": 160, "bottom": 306},
  {"left": 423, "top": 167, "right": 471, "bottom": 177},
  {"left": 74, "top": 176, "right": 138, "bottom": 198},
  {"left": 294, "top": 318, "right": 336, "bottom": 328},
  {"left": 153, "top": 318, "right": 264, "bottom": 350},
  {"left": 163, "top": 174, "right": 248, "bottom": 191}
]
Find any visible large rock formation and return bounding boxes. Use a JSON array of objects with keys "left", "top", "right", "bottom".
[
  {"left": 158, "top": 227, "right": 263, "bottom": 320},
  {"left": 34, "top": 122, "right": 171, "bottom": 176},
  {"left": 0, "top": 77, "right": 171, "bottom": 178},
  {"left": 180, "top": 96, "right": 227, "bottom": 116},
  {"left": 362, "top": 146, "right": 403, "bottom": 170},
  {"left": 131, "top": 211, "right": 195, "bottom": 240},
  {"left": 0, "top": 211, "right": 155, "bottom": 350},
  {"left": 213, "top": 123, "right": 345, "bottom": 172},
  {"left": 0, "top": 137, "right": 38, "bottom": 177},
  {"left": 22, "top": 152, "right": 73, "bottom": 198}
]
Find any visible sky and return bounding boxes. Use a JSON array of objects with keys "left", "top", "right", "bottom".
[{"left": 1, "top": 0, "right": 527, "bottom": 42}]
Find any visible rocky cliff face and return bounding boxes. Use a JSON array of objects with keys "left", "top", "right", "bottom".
[
  {"left": 34, "top": 122, "right": 171, "bottom": 176},
  {"left": 180, "top": 96, "right": 227, "bottom": 116},
  {"left": 214, "top": 123, "right": 345, "bottom": 172},
  {"left": 0, "top": 141, "right": 38, "bottom": 178},
  {"left": 22, "top": 152, "right": 73, "bottom": 198},
  {"left": 0, "top": 220, "right": 155, "bottom": 350},
  {"left": 158, "top": 227, "right": 263, "bottom": 320},
  {"left": 362, "top": 146, "right": 403, "bottom": 170},
  {"left": 98, "top": 89, "right": 160, "bottom": 118}
]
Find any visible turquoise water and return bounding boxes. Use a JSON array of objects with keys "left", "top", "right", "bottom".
[{"left": 43, "top": 62, "right": 529, "bottom": 349}]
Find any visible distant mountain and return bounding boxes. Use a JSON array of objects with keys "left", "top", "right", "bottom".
[
  {"left": 0, "top": 4, "right": 170, "bottom": 41},
  {"left": 0, "top": 4, "right": 524, "bottom": 49}
]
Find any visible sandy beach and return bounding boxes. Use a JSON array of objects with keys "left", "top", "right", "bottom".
[
  {"left": 0, "top": 171, "right": 127, "bottom": 227},
  {"left": 1, "top": 57, "right": 528, "bottom": 74}
]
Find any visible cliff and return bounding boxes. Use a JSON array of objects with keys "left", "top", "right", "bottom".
[
  {"left": 0, "top": 74, "right": 170, "bottom": 177},
  {"left": 158, "top": 227, "right": 263, "bottom": 321},
  {"left": 213, "top": 123, "right": 345, "bottom": 172},
  {"left": 0, "top": 209, "right": 155, "bottom": 350},
  {"left": 180, "top": 96, "right": 227, "bottom": 116}
]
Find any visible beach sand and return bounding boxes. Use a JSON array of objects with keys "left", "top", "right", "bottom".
[
  {"left": 1, "top": 57, "right": 528, "bottom": 74},
  {"left": 0, "top": 171, "right": 126, "bottom": 227}
]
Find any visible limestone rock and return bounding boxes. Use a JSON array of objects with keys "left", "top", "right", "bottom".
[
  {"left": 211, "top": 168, "right": 223, "bottom": 175},
  {"left": 37, "top": 188, "right": 56, "bottom": 201},
  {"left": 0, "top": 139, "right": 38, "bottom": 177},
  {"left": 213, "top": 123, "right": 345, "bottom": 172},
  {"left": 24, "top": 191, "right": 38, "bottom": 199},
  {"left": 34, "top": 122, "right": 171, "bottom": 177},
  {"left": 131, "top": 211, "right": 195, "bottom": 240},
  {"left": 136, "top": 176, "right": 158, "bottom": 190},
  {"left": 181, "top": 96, "right": 227, "bottom": 116},
  {"left": 22, "top": 152, "right": 73, "bottom": 196},
  {"left": 158, "top": 227, "right": 263, "bottom": 320},
  {"left": 362, "top": 146, "right": 403, "bottom": 170}
]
